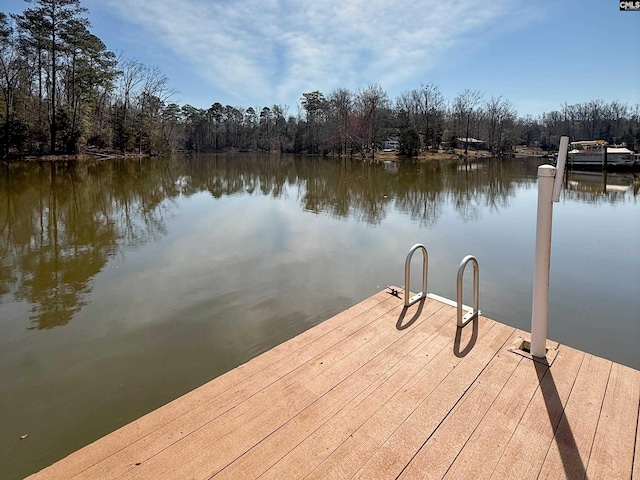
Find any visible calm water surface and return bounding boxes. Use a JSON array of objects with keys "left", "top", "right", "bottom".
[{"left": 1, "top": 153, "right": 639, "bottom": 478}]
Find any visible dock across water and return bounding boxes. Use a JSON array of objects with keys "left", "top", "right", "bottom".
[{"left": 29, "top": 289, "right": 640, "bottom": 479}]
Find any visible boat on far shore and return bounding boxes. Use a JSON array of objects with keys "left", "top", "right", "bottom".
[{"left": 567, "top": 140, "right": 637, "bottom": 168}]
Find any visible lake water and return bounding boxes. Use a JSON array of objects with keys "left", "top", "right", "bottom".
[{"left": 1, "top": 153, "right": 639, "bottom": 478}]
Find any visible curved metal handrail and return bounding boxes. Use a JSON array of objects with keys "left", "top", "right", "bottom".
[
  {"left": 457, "top": 255, "right": 480, "bottom": 327},
  {"left": 404, "top": 243, "right": 428, "bottom": 307}
]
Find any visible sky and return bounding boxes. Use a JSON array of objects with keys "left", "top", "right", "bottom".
[{"left": 2, "top": 0, "right": 639, "bottom": 117}]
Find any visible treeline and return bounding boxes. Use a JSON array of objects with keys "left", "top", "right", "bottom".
[{"left": 1, "top": 1, "right": 639, "bottom": 158}]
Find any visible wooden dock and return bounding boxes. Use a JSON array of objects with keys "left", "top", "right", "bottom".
[{"left": 29, "top": 289, "right": 640, "bottom": 479}]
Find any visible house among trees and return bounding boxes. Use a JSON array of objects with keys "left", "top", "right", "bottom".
[
  {"left": 382, "top": 138, "right": 400, "bottom": 151},
  {"left": 456, "top": 137, "right": 487, "bottom": 150}
]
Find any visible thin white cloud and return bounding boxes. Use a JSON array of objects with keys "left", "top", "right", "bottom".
[{"left": 103, "top": 0, "right": 520, "bottom": 107}]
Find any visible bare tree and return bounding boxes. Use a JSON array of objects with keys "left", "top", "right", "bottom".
[
  {"left": 327, "top": 88, "right": 352, "bottom": 155},
  {"left": 270, "top": 104, "right": 289, "bottom": 152},
  {"left": 605, "top": 100, "right": 628, "bottom": 144},
  {"left": 355, "top": 84, "right": 388, "bottom": 159},
  {"left": 453, "top": 89, "right": 483, "bottom": 155},
  {"left": 114, "top": 57, "right": 144, "bottom": 152},
  {"left": 136, "top": 65, "right": 174, "bottom": 153},
  {"left": 414, "top": 83, "right": 445, "bottom": 149},
  {"left": 484, "top": 96, "right": 516, "bottom": 154}
]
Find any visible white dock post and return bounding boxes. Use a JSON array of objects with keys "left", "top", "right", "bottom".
[
  {"left": 530, "top": 165, "right": 556, "bottom": 357},
  {"left": 530, "top": 136, "right": 569, "bottom": 358}
]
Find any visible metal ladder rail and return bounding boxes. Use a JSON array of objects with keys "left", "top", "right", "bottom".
[
  {"left": 404, "top": 243, "right": 428, "bottom": 307},
  {"left": 457, "top": 255, "right": 480, "bottom": 327}
]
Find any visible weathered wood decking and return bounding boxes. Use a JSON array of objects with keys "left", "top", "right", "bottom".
[{"left": 30, "top": 290, "right": 640, "bottom": 479}]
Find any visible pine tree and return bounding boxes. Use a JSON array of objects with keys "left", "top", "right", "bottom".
[{"left": 14, "top": 0, "right": 88, "bottom": 153}]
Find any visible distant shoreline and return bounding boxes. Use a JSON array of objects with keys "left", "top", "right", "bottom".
[{"left": 3, "top": 147, "right": 552, "bottom": 164}]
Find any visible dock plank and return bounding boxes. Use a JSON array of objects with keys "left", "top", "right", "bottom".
[
  {"left": 213, "top": 301, "right": 454, "bottom": 480},
  {"left": 355, "top": 326, "right": 522, "bottom": 480},
  {"left": 26, "top": 290, "right": 640, "bottom": 480},
  {"left": 536, "top": 353, "right": 612, "bottom": 479},
  {"left": 634, "top": 402, "right": 640, "bottom": 480},
  {"left": 305, "top": 320, "right": 514, "bottom": 480},
  {"left": 487, "top": 346, "right": 585, "bottom": 479},
  {"left": 255, "top": 309, "right": 466, "bottom": 480},
  {"left": 585, "top": 362, "right": 640, "bottom": 479},
  {"left": 440, "top": 349, "right": 546, "bottom": 479},
  {"left": 396, "top": 335, "right": 525, "bottom": 480},
  {"left": 122, "top": 300, "right": 448, "bottom": 479}
]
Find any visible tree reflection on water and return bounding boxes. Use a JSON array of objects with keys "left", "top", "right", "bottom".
[
  {"left": 0, "top": 160, "right": 176, "bottom": 329},
  {"left": 0, "top": 153, "right": 636, "bottom": 330}
]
